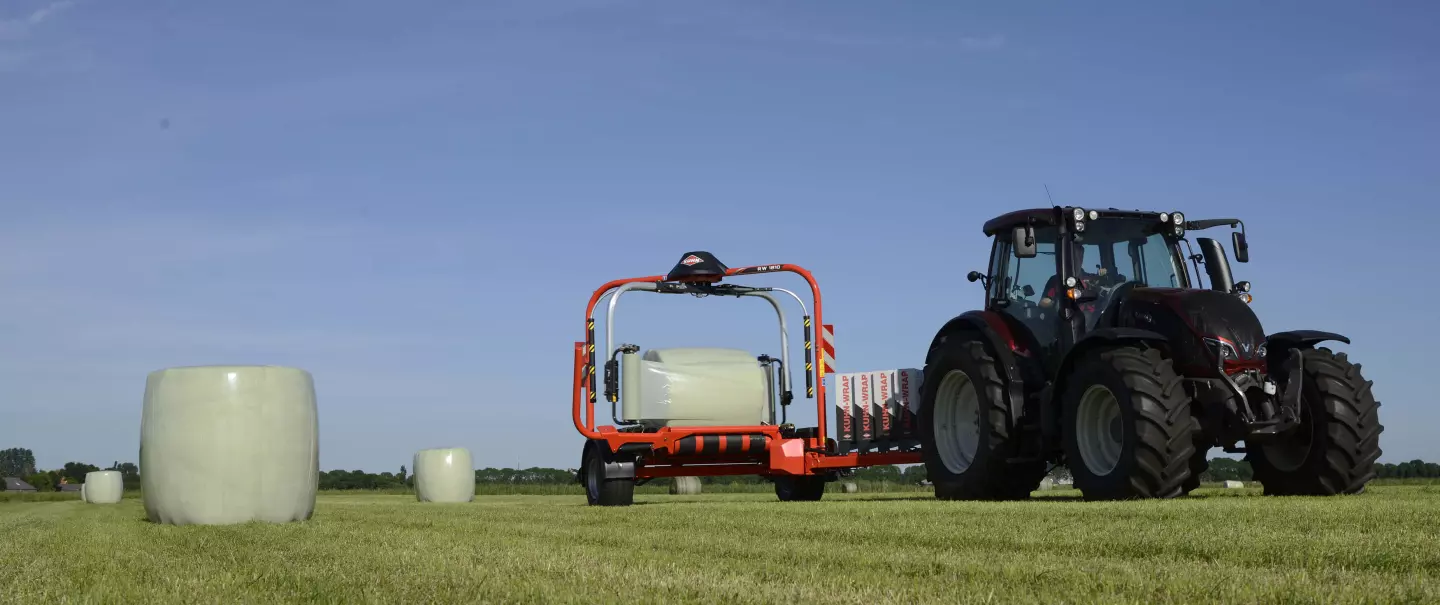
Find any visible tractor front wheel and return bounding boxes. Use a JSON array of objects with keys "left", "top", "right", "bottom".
[
  {"left": 1247, "top": 347, "right": 1383, "bottom": 496},
  {"left": 1062, "top": 345, "right": 1197, "bottom": 500}
]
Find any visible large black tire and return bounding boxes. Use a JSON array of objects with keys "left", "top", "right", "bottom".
[
  {"left": 918, "top": 335, "right": 1046, "bottom": 500},
  {"left": 581, "top": 440, "right": 635, "bottom": 506},
  {"left": 774, "top": 476, "right": 826, "bottom": 501},
  {"left": 1182, "top": 447, "right": 1210, "bottom": 495},
  {"left": 1247, "top": 347, "right": 1383, "bottom": 496},
  {"left": 1062, "top": 345, "right": 1196, "bottom": 500}
]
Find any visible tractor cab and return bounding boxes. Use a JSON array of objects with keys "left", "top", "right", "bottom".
[{"left": 967, "top": 207, "right": 1251, "bottom": 374}]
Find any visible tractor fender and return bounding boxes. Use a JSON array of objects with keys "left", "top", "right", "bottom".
[
  {"left": 926, "top": 310, "right": 1029, "bottom": 428},
  {"left": 1042, "top": 327, "right": 1170, "bottom": 440},
  {"left": 1266, "top": 330, "right": 1349, "bottom": 350},
  {"left": 1264, "top": 330, "right": 1349, "bottom": 377}
]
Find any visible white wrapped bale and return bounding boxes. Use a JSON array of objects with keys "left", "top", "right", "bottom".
[
  {"left": 413, "top": 447, "right": 475, "bottom": 503},
  {"left": 841, "top": 482, "right": 859, "bottom": 494},
  {"left": 1224, "top": 480, "right": 1245, "bottom": 489},
  {"left": 633, "top": 348, "right": 770, "bottom": 428},
  {"left": 669, "top": 476, "right": 702, "bottom": 495},
  {"left": 84, "top": 470, "right": 124, "bottom": 504},
  {"left": 141, "top": 365, "right": 319, "bottom": 525}
]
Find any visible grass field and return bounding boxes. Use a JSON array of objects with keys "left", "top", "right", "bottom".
[{"left": 3, "top": 485, "right": 1438, "bottom": 604}]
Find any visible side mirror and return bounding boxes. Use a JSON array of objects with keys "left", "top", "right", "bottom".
[
  {"left": 1022, "top": 284, "right": 1035, "bottom": 297},
  {"left": 967, "top": 271, "right": 982, "bottom": 283},
  {"left": 1012, "top": 225, "right": 1037, "bottom": 258},
  {"left": 1232, "top": 231, "right": 1249, "bottom": 263}
]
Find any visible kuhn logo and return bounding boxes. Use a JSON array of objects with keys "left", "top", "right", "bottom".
[{"left": 681, "top": 255, "right": 703, "bottom": 266}]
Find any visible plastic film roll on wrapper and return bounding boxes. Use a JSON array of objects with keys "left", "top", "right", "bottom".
[{"left": 140, "top": 365, "right": 320, "bottom": 525}]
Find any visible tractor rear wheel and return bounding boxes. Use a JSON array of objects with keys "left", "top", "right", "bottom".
[
  {"left": 581, "top": 440, "right": 635, "bottom": 506},
  {"left": 774, "top": 475, "right": 826, "bottom": 501},
  {"left": 918, "top": 335, "right": 1045, "bottom": 500},
  {"left": 1062, "top": 345, "right": 1196, "bottom": 500},
  {"left": 1247, "top": 347, "right": 1383, "bottom": 496}
]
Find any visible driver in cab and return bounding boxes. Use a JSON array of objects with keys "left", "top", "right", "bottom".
[{"left": 1038, "top": 246, "right": 1117, "bottom": 316}]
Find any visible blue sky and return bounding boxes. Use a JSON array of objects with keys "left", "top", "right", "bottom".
[{"left": 2, "top": 0, "right": 1436, "bottom": 472}]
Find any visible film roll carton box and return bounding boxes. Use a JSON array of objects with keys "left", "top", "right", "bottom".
[
  {"left": 872, "top": 370, "right": 896, "bottom": 450},
  {"left": 895, "top": 368, "right": 923, "bottom": 448},
  {"left": 857, "top": 372, "right": 874, "bottom": 452},
  {"left": 835, "top": 373, "right": 857, "bottom": 449}
]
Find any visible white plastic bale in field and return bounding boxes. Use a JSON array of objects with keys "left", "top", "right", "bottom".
[
  {"left": 841, "top": 482, "right": 859, "bottom": 494},
  {"left": 413, "top": 447, "right": 475, "bottom": 503},
  {"left": 1224, "top": 480, "right": 1244, "bottom": 489},
  {"left": 84, "top": 470, "right": 124, "bottom": 504},
  {"left": 668, "top": 476, "right": 702, "bottom": 495},
  {"left": 141, "top": 365, "right": 319, "bottom": 525}
]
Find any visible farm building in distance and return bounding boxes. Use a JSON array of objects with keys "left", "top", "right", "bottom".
[{"left": 3, "top": 477, "right": 37, "bottom": 492}]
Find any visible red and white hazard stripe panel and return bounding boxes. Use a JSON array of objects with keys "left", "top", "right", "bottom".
[{"left": 821, "top": 324, "right": 836, "bottom": 375}]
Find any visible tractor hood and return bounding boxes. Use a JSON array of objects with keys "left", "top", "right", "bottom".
[{"left": 1132, "top": 288, "right": 1266, "bottom": 360}]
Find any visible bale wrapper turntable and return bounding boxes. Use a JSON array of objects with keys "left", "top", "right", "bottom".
[{"left": 573, "top": 251, "right": 921, "bottom": 505}]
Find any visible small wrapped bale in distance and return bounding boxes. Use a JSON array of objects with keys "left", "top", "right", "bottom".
[
  {"left": 141, "top": 365, "right": 320, "bottom": 525},
  {"left": 669, "top": 476, "right": 702, "bottom": 495},
  {"left": 84, "top": 470, "right": 124, "bottom": 504},
  {"left": 1038, "top": 478, "right": 1055, "bottom": 491},
  {"left": 414, "top": 447, "right": 475, "bottom": 503},
  {"left": 1224, "top": 480, "right": 1244, "bottom": 489},
  {"left": 841, "top": 482, "right": 859, "bottom": 494}
]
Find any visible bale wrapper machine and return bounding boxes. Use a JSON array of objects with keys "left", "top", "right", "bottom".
[{"left": 573, "top": 251, "right": 921, "bottom": 505}]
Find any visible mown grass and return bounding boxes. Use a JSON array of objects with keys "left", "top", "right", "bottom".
[{"left": 2, "top": 485, "right": 1437, "bottom": 604}]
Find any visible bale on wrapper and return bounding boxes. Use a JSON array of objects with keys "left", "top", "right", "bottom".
[
  {"left": 1224, "top": 480, "right": 1245, "bottom": 489},
  {"left": 141, "top": 365, "right": 319, "bottom": 525},
  {"left": 84, "top": 470, "right": 123, "bottom": 504},
  {"left": 669, "top": 476, "right": 702, "bottom": 495},
  {"left": 414, "top": 447, "right": 475, "bottom": 503}
]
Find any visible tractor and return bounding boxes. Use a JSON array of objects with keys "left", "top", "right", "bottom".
[{"left": 919, "top": 206, "right": 1383, "bottom": 500}]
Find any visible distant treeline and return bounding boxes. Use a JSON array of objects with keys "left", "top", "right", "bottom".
[
  {"left": 1202, "top": 457, "right": 1440, "bottom": 481},
  {"left": 7, "top": 446, "right": 1438, "bottom": 493},
  {"left": 0, "top": 448, "right": 141, "bottom": 492}
]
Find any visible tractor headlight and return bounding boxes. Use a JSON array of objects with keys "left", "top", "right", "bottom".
[
  {"left": 1173, "top": 212, "right": 1184, "bottom": 225},
  {"left": 1256, "top": 343, "right": 1267, "bottom": 358},
  {"left": 1160, "top": 212, "right": 1170, "bottom": 223},
  {"left": 1065, "top": 276, "right": 1078, "bottom": 288},
  {"left": 1204, "top": 337, "right": 1238, "bottom": 361},
  {"left": 1075, "top": 221, "right": 1086, "bottom": 232},
  {"left": 1088, "top": 210, "right": 1098, "bottom": 220},
  {"left": 1073, "top": 208, "right": 1085, "bottom": 221}
]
